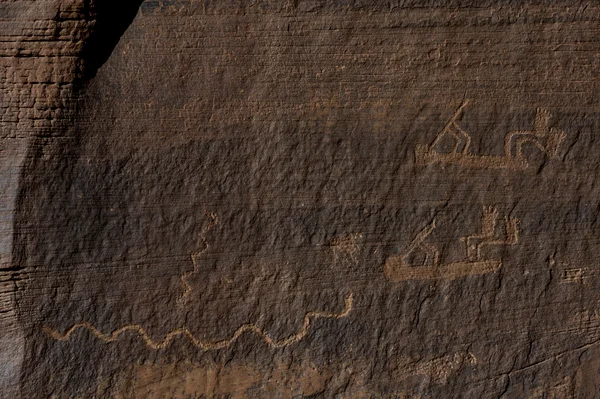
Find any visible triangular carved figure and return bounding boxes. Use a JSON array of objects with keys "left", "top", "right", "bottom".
[
  {"left": 384, "top": 206, "right": 519, "bottom": 282},
  {"left": 415, "top": 101, "right": 566, "bottom": 170}
]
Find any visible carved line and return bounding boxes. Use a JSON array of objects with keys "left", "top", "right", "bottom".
[
  {"left": 43, "top": 294, "right": 353, "bottom": 350},
  {"left": 178, "top": 211, "right": 219, "bottom": 305},
  {"left": 461, "top": 206, "right": 519, "bottom": 261},
  {"left": 416, "top": 101, "right": 566, "bottom": 170},
  {"left": 385, "top": 206, "right": 519, "bottom": 282},
  {"left": 400, "top": 220, "right": 439, "bottom": 267},
  {"left": 430, "top": 100, "right": 471, "bottom": 153}
]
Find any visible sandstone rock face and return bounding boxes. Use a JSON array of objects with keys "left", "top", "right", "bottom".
[{"left": 2, "top": 1, "right": 600, "bottom": 398}]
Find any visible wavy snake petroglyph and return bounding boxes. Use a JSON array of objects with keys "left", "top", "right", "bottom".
[
  {"left": 43, "top": 212, "right": 354, "bottom": 349},
  {"left": 43, "top": 294, "right": 353, "bottom": 350}
]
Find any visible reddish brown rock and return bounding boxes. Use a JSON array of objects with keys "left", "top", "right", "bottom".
[{"left": 3, "top": 1, "right": 600, "bottom": 398}]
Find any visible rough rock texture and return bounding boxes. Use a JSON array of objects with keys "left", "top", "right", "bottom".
[{"left": 3, "top": 1, "right": 600, "bottom": 398}]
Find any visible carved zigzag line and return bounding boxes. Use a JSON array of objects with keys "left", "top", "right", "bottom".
[
  {"left": 43, "top": 294, "right": 353, "bottom": 350},
  {"left": 178, "top": 211, "right": 219, "bottom": 305}
]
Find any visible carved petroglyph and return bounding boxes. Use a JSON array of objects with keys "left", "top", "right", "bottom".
[
  {"left": 329, "top": 232, "right": 363, "bottom": 265},
  {"left": 178, "top": 211, "right": 219, "bottom": 305},
  {"left": 393, "top": 351, "right": 477, "bottom": 385},
  {"left": 43, "top": 293, "right": 353, "bottom": 350},
  {"left": 384, "top": 206, "right": 519, "bottom": 282},
  {"left": 560, "top": 267, "right": 598, "bottom": 284},
  {"left": 461, "top": 206, "right": 519, "bottom": 262},
  {"left": 415, "top": 101, "right": 566, "bottom": 170},
  {"left": 544, "top": 254, "right": 600, "bottom": 285},
  {"left": 44, "top": 212, "right": 357, "bottom": 350}
]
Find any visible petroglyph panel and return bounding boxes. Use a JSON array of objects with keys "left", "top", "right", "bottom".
[
  {"left": 44, "top": 293, "right": 353, "bottom": 350},
  {"left": 415, "top": 101, "right": 567, "bottom": 170},
  {"left": 384, "top": 206, "right": 519, "bottom": 282},
  {"left": 4, "top": 1, "right": 600, "bottom": 398}
]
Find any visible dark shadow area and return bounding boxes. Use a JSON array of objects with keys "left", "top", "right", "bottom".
[{"left": 77, "top": 0, "right": 146, "bottom": 81}]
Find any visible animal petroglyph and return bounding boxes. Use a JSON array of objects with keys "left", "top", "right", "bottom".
[
  {"left": 329, "top": 232, "right": 363, "bottom": 265},
  {"left": 384, "top": 206, "right": 519, "bottom": 282},
  {"left": 415, "top": 101, "right": 566, "bottom": 170},
  {"left": 393, "top": 351, "right": 477, "bottom": 385},
  {"left": 43, "top": 293, "right": 353, "bottom": 350}
]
